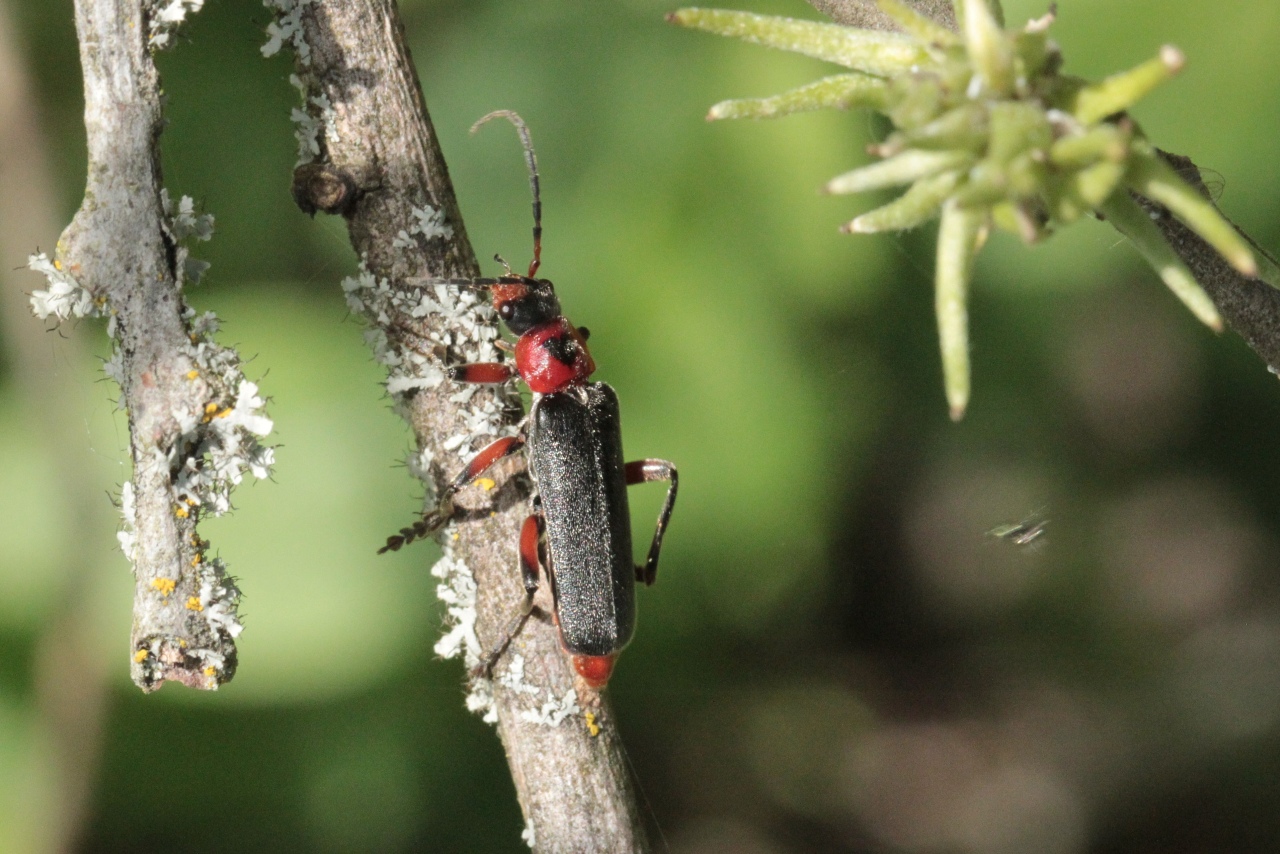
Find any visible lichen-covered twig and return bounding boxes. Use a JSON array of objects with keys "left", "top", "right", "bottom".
[
  {"left": 265, "top": 1, "right": 648, "bottom": 849},
  {"left": 672, "top": 0, "right": 1280, "bottom": 418},
  {"left": 28, "top": 0, "right": 272, "bottom": 691}
]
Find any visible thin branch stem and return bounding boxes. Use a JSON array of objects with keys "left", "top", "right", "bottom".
[
  {"left": 55, "top": 0, "right": 250, "bottom": 691},
  {"left": 282, "top": 1, "right": 648, "bottom": 849}
]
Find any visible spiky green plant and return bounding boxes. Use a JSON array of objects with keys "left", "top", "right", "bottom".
[{"left": 669, "top": 0, "right": 1277, "bottom": 419}]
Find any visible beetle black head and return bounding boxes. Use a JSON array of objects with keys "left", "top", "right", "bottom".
[{"left": 490, "top": 277, "right": 561, "bottom": 335}]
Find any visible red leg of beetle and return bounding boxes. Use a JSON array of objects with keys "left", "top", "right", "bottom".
[
  {"left": 518, "top": 510, "right": 543, "bottom": 595},
  {"left": 450, "top": 435, "right": 525, "bottom": 492},
  {"left": 378, "top": 434, "right": 526, "bottom": 554},
  {"left": 447, "top": 362, "right": 516, "bottom": 384},
  {"left": 471, "top": 512, "right": 544, "bottom": 680},
  {"left": 625, "top": 459, "right": 679, "bottom": 585}
]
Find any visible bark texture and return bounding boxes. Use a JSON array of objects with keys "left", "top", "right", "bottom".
[{"left": 283, "top": 1, "right": 648, "bottom": 850}]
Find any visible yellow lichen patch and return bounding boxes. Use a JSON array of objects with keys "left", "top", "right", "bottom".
[
  {"left": 203, "top": 666, "right": 217, "bottom": 677},
  {"left": 178, "top": 639, "right": 188, "bottom": 648},
  {"left": 133, "top": 649, "right": 149, "bottom": 663},
  {"left": 214, "top": 407, "right": 233, "bottom": 419},
  {"left": 476, "top": 477, "right": 497, "bottom": 491},
  {"left": 191, "top": 553, "right": 202, "bottom": 566},
  {"left": 53, "top": 258, "right": 63, "bottom": 270},
  {"left": 186, "top": 369, "right": 199, "bottom": 380},
  {"left": 175, "top": 505, "right": 189, "bottom": 518},
  {"left": 584, "top": 711, "right": 600, "bottom": 737},
  {"left": 150, "top": 577, "right": 177, "bottom": 597},
  {"left": 185, "top": 596, "right": 204, "bottom": 612}
]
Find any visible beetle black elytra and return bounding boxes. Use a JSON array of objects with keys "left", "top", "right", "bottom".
[{"left": 380, "top": 111, "right": 678, "bottom": 689}]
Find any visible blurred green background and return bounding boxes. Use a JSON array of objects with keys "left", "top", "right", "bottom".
[{"left": 2, "top": 0, "right": 1280, "bottom": 851}]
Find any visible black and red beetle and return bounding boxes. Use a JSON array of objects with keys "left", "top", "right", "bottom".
[{"left": 380, "top": 111, "right": 678, "bottom": 689}]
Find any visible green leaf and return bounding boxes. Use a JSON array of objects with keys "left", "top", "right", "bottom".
[
  {"left": 1098, "top": 191, "right": 1223, "bottom": 331},
  {"left": 667, "top": 8, "right": 934, "bottom": 77},
  {"left": 825, "top": 149, "right": 972, "bottom": 194},
  {"left": 845, "top": 171, "right": 962, "bottom": 233},
  {"left": 1126, "top": 143, "right": 1256, "bottom": 276},
  {"left": 707, "top": 73, "right": 889, "bottom": 120},
  {"left": 1047, "top": 123, "right": 1130, "bottom": 170},
  {"left": 959, "top": 0, "right": 1014, "bottom": 95},
  {"left": 876, "top": 103, "right": 989, "bottom": 156},
  {"left": 936, "top": 200, "right": 986, "bottom": 420},
  {"left": 1067, "top": 46, "right": 1184, "bottom": 125}
]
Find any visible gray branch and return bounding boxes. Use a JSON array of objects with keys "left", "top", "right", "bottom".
[
  {"left": 808, "top": 0, "right": 1280, "bottom": 375},
  {"left": 41, "top": 0, "right": 262, "bottom": 691},
  {"left": 278, "top": 1, "right": 647, "bottom": 850}
]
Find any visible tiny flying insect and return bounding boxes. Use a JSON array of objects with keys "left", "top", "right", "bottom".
[{"left": 986, "top": 508, "right": 1049, "bottom": 549}]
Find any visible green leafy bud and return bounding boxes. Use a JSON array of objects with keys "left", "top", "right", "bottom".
[
  {"left": 707, "top": 73, "right": 889, "bottom": 120},
  {"left": 1066, "top": 46, "right": 1184, "bottom": 125},
  {"left": 677, "top": 0, "right": 1265, "bottom": 416},
  {"left": 846, "top": 171, "right": 962, "bottom": 232},
  {"left": 936, "top": 200, "right": 986, "bottom": 420},
  {"left": 825, "top": 149, "right": 973, "bottom": 195},
  {"left": 667, "top": 8, "right": 933, "bottom": 76}
]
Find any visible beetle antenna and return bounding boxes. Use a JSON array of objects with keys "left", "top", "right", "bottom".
[{"left": 472, "top": 110, "right": 542, "bottom": 278}]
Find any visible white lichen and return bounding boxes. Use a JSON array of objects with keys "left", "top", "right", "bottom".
[
  {"left": 161, "top": 189, "right": 215, "bottom": 243},
  {"left": 149, "top": 0, "right": 204, "bottom": 49},
  {"left": 432, "top": 546, "right": 481, "bottom": 664},
  {"left": 339, "top": 262, "right": 509, "bottom": 466},
  {"left": 117, "top": 481, "right": 137, "bottom": 562},
  {"left": 519, "top": 688, "right": 581, "bottom": 727},
  {"left": 196, "top": 557, "right": 245, "bottom": 640},
  {"left": 261, "top": 0, "right": 314, "bottom": 65},
  {"left": 497, "top": 653, "right": 541, "bottom": 697},
  {"left": 521, "top": 819, "right": 537, "bottom": 849},
  {"left": 431, "top": 542, "right": 499, "bottom": 721},
  {"left": 28, "top": 253, "right": 103, "bottom": 322},
  {"left": 391, "top": 205, "right": 454, "bottom": 248},
  {"left": 172, "top": 343, "right": 276, "bottom": 517},
  {"left": 287, "top": 74, "right": 339, "bottom": 165},
  {"left": 160, "top": 190, "right": 214, "bottom": 284}
]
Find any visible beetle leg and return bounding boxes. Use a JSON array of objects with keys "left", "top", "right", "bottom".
[
  {"left": 377, "top": 432, "right": 527, "bottom": 554},
  {"left": 625, "top": 459, "right": 679, "bottom": 585},
  {"left": 446, "top": 362, "right": 517, "bottom": 384},
  {"left": 471, "top": 510, "right": 544, "bottom": 679}
]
